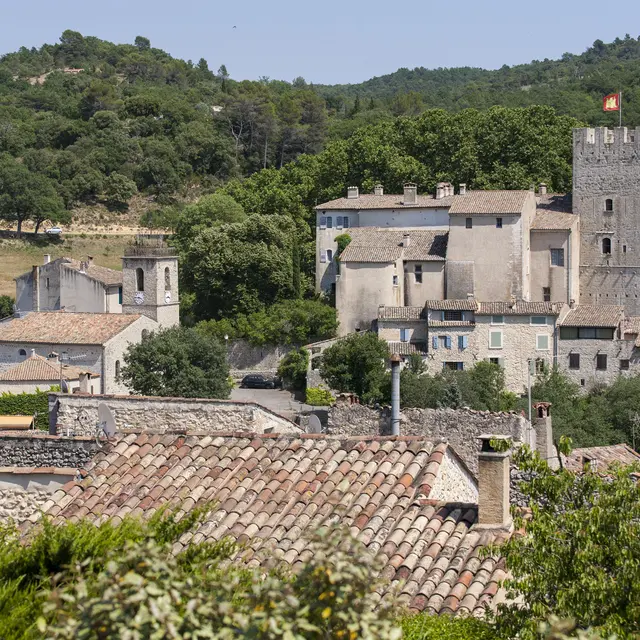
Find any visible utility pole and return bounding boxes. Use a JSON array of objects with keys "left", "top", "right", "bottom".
[{"left": 527, "top": 358, "right": 535, "bottom": 425}]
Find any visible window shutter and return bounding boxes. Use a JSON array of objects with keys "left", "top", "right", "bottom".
[
  {"left": 320, "top": 250, "right": 327, "bottom": 263},
  {"left": 343, "top": 217, "right": 349, "bottom": 229},
  {"left": 457, "top": 362, "right": 464, "bottom": 371},
  {"left": 462, "top": 335, "right": 468, "bottom": 349},
  {"left": 461, "top": 312, "right": 465, "bottom": 321},
  {"left": 458, "top": 335, "right": 464, "bottom": 350},
  {"left": 400, "top": 329, "right": 408, "bottom": 342},
  {"left": 320, "top": 217, "right": 327, "bottom": 229},
  {"left": 445, "top": 336, "right": 452, "bottom": 349},
  {"left": 441, "top": 311, "right": 445, "bottom": 321},
  {"left": 497, "top": 358, "right": 505, "bottom": 368},
  {"left": 336, "top": 216, "right": 343, "bottom": 229},
  {"left": 432, "top": 335, "right": 439, "bottom": 350}
]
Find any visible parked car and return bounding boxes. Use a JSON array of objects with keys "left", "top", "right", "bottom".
[
  {"left": 240, "top": 374, "right": 279, "bottom": 389},
  {"left": 45, "top": 227, "right": 63, "bottom": 235}
]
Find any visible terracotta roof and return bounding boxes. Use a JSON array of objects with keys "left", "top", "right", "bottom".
[
  {"left": 0, "top": 312, "right": 143, "bottom": 345},
  {"left": 559, "top": 305, "right": 624, "bottom": 328},
  {"left": 62, "top": 262, "right": 123, "bottom": 287},
  {"left": 39, "top": 432, "right": 508, "bottom": 616},
  {"left": 316, "top": 194, "right": 454, "bottom": 211},
  {"left": 378, "top": 306, "right": 425, "bottom": 321},
  {"left": 448, "top": 191, "right": 532, "bottom": 215},
  {"left": 531, "top": 211, "right": 579, "bottom": 231},
  {"left": 0, "top": 353, "right": 99, "bottom": 382},
  {"left": 426, "top": 300, "right": 479, "bottom": 311},
  {"left": 340, "top": 229, "right": 448, "bottom": 263},
  {"left": 387, "top": 341, "right": 428, "bottom": 355},
  {"left": 476, "top": 302, "right": 562, "bottom": 316},
  {"left": 562, "top": 444, "right": 640, "bottom": 473},
  {"left": 623, "top": 317, "right": 640, "bottom": 347},
  {"left": 428, "top": 321, "right": 475, "bottom": 328}
]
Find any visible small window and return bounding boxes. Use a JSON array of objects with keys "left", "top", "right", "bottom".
[
  {"left": 326, "top": 217, "right": 333, "bottom": 229},
  {"left": 605, "top": 198, "right": 613, "bottom": 212},
  {"left": 46, "top": 277, "right": 50, "bottom": 289},
  {"left": 496, "top": 217, "right": 503, "bottom": 229},
  {"left": 596, "top": 354, "right": 608, "bottom": 370},
  {"left": 550, "top": 248, "right": 564, "bottom": 267},
  {"left": 393, "top": 275, "right": 399, "bottom": 286},
  {"left": 400, "top": 328, "right": 409, "bottom": 342},
  {"left": 443, "top": 362, "right": 464, "bottom": 371},
  {"left": 319, "top": 216, "right": 327, "bottom": 229},
  {"left": 118, "top": 286, "right": 123, "bottom": 305},
  {"left": 115, "top": 360, "right": 121, "bottom": 379},
  {"left": 531, "top": 316, "right": 547, "bottom": 325},
  {"left": 326, "top": 249, "right": 333, "bottom": 262},
  {"left": 620, "top": 359, "right": 630, "bottom": 370},
  {"left": 142, "top": 329, "right": 149, "bottom": 339},
  {"left": 164, "top": 267, "right": 171, "bottom": 291},
  {"left": 536, "top": 334, "right": 549, "bottom": 350},
  {"left": 489, "top": 357, "right": 500, "bottom": 365},
  {"left": 623, "top": 245, "right": 627, "bottom": 253},
  {"left": 602, "top": 238, "right": 612, "bottom": 255},
  {"left": 580, "top": 378, "right": 586, "bottom": 387},
  {"left": 491, "top": 315, "right": 504, "bottom": 325},
  {"left": 18, "top": 349, "right": 27, "bottom": 357},
  {"left": 569, "top": 353, "right": 580, "bottom": 369},
  {"left": 458, "top": 335, "right": 469, "bottom": 350},
  {"left": 465, "top": 218, "right": 472, "bottom": 229},
  {"left": 535, "top": 358, "right": 546, "bottom": 374},
  {"left": 444, "top": 310, "right": 463, "bottom": 321},
  {"left": 489, "top": 330, "right": 503, "bottom": 349},
  {"left": 336, "top": 216, "right": 343, "bottom": 229},
  {"left": 343, "top": 217, "right": 349, "bottom": 229},
  {"left": 136, "top": 268, "right": 145, "bottom": 292},
  {"left": 543, "top": 287, "right": 551, "bottom": 302},
  {"left": 414, "top": 264, "right": 422, "bottom": 284}
]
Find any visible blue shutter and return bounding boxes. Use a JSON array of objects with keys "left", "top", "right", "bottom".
[
  {"left": 462, "top": 335, "right": 468, "bottom": 349},
  {"left": 445, "top": 336, "right": 452, "bottom": 349},
  {"left": 458, "top": 335, "right": 464, "bottom": 350},
  {"left": 400, "top": 329, "right": 409, "bottom": 342},
  {"left": 441, "top": 311, "right": 445, "bottom": 321},
  {"left": 432, "top": 335, "right": 439, "bottom": 350},
  {"left": 457, "top": 362, "right": 464, "bottom": 371}
]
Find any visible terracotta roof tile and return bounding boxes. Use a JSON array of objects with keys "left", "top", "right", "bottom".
[
  {"left": 378, "top": 306, "right": 426, "bottom": 321},
  {"left": 62, "top": 262, "right": 123, "bottom": 287},
  {"left": 425, "top": 300, "right": 479, "bottom": 311},
  {"left": 316, "top": 193, "right": 454, "bottom": 211},
  {"left": 448, "top": 191, "right": 532, "bottom": 215},
  {"left": 562, "top": 444, "right": 640, "bottom": 473},
  {"left": 531, "top": 211, "right": 579, "bottom": 230},
  {"left": 387, "top": 342, "right": 428, "bottom": 355},
  {"left": 559, "top": 305, "right": 624, "bottom": 328},
  {"left": 477, "top": 301, "right": 563, "bottom": 316},
  {"left": 0, "top": 353, "right": 99, "bottom": 381}
]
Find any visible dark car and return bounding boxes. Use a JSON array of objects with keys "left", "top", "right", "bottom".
[{"left": 240, "top": 374, "right": 278, "bottom": 389}]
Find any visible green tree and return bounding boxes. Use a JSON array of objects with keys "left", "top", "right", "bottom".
[
  {"left": 134, "top": 35, "right": 151, "bottom": 50},
  {"left": 277, "top": 347, "right": 309, "bottom": 391},
  {"left": 104, "top": 172, "right": 138, "bottom": 209},
  {"left": 120, "top": 326, "right": 231, "bottom": 398},
  {"left": 319, "top": 333, "right": 389, "bottom": 403},
  {"left": 0, "top": 295, "right": 14, "bottom": 319}
]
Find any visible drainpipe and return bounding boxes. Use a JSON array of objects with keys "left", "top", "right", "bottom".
[
  {"left": 390, "top": 353, "right": 401, "bottom": 436},
  {"left": 566, "top": 230, "right": 572, "bottom": 305}
]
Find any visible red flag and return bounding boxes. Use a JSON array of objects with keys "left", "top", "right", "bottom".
[{"left": 603, "top": 93, "right": 620, "bottom": 111}]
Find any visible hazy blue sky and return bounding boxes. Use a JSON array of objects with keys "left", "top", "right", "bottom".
[{"left": 2, "top": 0, "right": 639, "bottom": 84}]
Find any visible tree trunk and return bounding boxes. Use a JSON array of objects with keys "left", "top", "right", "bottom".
[
  {"left": 34, "top": 219, "right": 42, "bottom": 235},
  {"left": 16, "top": 216, "right": 22, "bottom": 239}
]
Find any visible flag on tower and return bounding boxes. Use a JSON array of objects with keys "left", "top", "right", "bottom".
[{"left": 603, "top": 93, "right": 621, "bottom": 111}]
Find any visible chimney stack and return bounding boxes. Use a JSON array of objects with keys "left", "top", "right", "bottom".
[
  {"left": 539, "top": 183, "right": 548, "bottom": 195},
  {"left": 477, "top": 435, "right": 511, "bottom": 528},
  {"left": 43, "top": 254, "right": 51, "bottom": 265},
  {"left": 390, "top": 354, "right": 401, "bottom": 436},
  {"left": 403, "top": 232, "right": 411, "bottom": 248},
  {"left": 403, "top": 183, "right": 417, "bottom": 205},
  {"left": 87, "top": 255, "right": 94, "bottom": 266},
  {"left": 347, "top": 186, "right": 359, "bottom": 199},
  {"left": 532, "top": 402, "right": 554, "bottom": 465},
  {"left": 30, "top": 349, "right": 36, "bottom": 357},
  {"left": 32, "top": 266, "right": 40, "bottom": 312},
  {"left": 78, "top": 372, "right": 91, "bottom": 394},
  {"left": 436, "top": 183, "right": 445, "bottom": 200},
  {"left": 374, "top": 184, "right": 384, "bottom": 196},
  {"left": 459, "top": 183, "right": 467, "bottom": 196}
]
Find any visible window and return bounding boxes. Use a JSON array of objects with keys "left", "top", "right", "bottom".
[
  {"left": 543, "top": 287, "right": 551, "bottom": 302},
  {"left": 465, "top": 218, "right": 473, "bottom": 229},
  {"left": 623, "top": 245, "right": 627, "bottom": 253},
  {"left": 605, "top": 198, "right": 613, "bottom": 212},
  {"left": 458, "top": 335, "right": 469, "bottom": 350},
  {"left": 115, "top": 360, "right": 121, "bottom": 379},
  {"left": 580, "top": 378, "right": 586, "bottom": 387},
  {"left": 400, "top": 328, "right": 409, "bottom": 342},
  {"left": 444, "top": 310, "right": 463, "bottom": 321},
  {"left": 439, "top": 335, "right": 452, "bottom": 349},
  {"left": 414, "top": 264, "right": 423, "bottom": 284},
  {"left": 118, "top": 286, "right": 123, "bottom": 305},
  {"left": 496, "top": 217, "right": 503, "bottom": 229},
  {"left": 343, "top": 217, "right": 349, "bottom": 229},
  {"left": 489, "top": 330, "right": 503, "bottom": 349},
  {"left": 550, "top": 248, "right": 564, "bottom": 267},
  {"left": 489, "top": 357, "right": 503, "bottom": 367},
  {"left": 596, "top": 354, "right": 608, "bottom": 370},
  {"left": 620, "top": 359, "right": 630, "bottom": 370},
  {"left": 602, "top": 237, "right": 612, "bottom": 254},
  {"left": 560, "top": 327, "right": 615, "bottom": 340},
  {"left": 393, "top": 275, "right": 399, "bottom": 286},
  {"left": 535, "top": 358, "right": 546, "bottom": 374},
  {"left": 136, "top": 268, "right": 144, "bottom": 292},
  {"left": 326, "top": 249, "right": 333, "bottom": 262},
  {"left": 491, "top": 315, "right": 504, "bottom": 325},
  {"left": 336, "top": 216, "right": 343, "bottom": 229},
  {"left": 569, "top": 353, "right": 580, "bottom": 369},
  {"left": 320, "top": 250, "right": 327, "bottom": 263},
  {"left": 432, "top": 335, "right": 439, "bottom": 350},
  {"left": 443, "top": 362, "right": 464, "bottom": 371},
  {"left": 319, "top": 216, "right": 327, "bottom": 229},
  {"left": 46, "top": 277, "right": 50, "bottom": 289},
  {"left": 164, "top": 267, "right": 171, "bottom": 291},
  {"left": 536, "top": 334, "right": 549, "bottom": 350},
  {"left": 18, "top": 349, "right": 26, "bottom": 357},
  {"left": 326, "top": 216, "right": 333, "bottom": 228},
  {"left": 531, "top": 316, "right": 547, "bottom": 325}
]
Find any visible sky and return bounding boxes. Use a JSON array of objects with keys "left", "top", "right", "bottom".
[{"left": 2, "top": 0, "right": 640, "bottom": 85}]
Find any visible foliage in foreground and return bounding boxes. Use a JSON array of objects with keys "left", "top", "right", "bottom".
[
  {"left": 120, "top": 325, "right": 231, "bottom": 398},
  {"left": 0, "top": 388, "right": 50, "bottom": 429},
  {"left": 0, "top": 295, "right": 15, "bottom": 319},
  {"left": 277, "top": 347, "right": 309, "bottom": 391},
  {"left": 305, "top": 387, "right": 335, "bottom": 406}
]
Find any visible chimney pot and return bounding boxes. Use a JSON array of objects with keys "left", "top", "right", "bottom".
[
  {"left": 403, "top": 183, "right": 417, "bottom": 205},
  {"left": 374, "top": 184, "right": 384, "bottom": 196},
  {"left": 390, "top": 354, "right": 401, "bottom": 436},
  {"left": 435, "top": 183, "right": 444, "bottom": 200},
  {"left": 403, "top": 232, "right": 411, "bottom": 248},
  {"left": 532, "top": 402, "right": 554, "bottom": 464},
  {"left": 87, "top": 255, "right": 94, "bottom": 265},
  {"left": 539, "top": 183, "right": 548, "bottom": 195},
  {"left": 43, "top": 254, "right": 51, "bottom": 265},
  {"left": 459, "top": 183, "right": 467, "bottom": 196},
  {"left": 30, "top": 349, "right": 36, "bottom": 357},
  {"left": 477, "top": 434, "right": 511, "bottom": 528},
  {"left": 347, "top": 186, "right": 359, "bottom": 199}
]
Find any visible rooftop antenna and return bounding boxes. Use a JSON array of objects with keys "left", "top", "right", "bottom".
[
  {"left": 97, "top": 403, "right": 117, "bottom": 441},
  {"left": 307, "top": 414, "right": 323, "bottom": 434}
]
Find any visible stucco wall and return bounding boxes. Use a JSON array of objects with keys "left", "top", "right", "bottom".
[
  {"left": 404, "top": 261, "right": 444, "bottom": 305},
  {"left": 105, "top": 286, "right": 122, "bottom": 313},
  {"left": 430, "top": 448, "right": 478, "bottom": 502},
  {"left": 227, "top": 340, "right": 293, "bottom": 374},
  {"left": 60, "top": 268, "right": 107, "bottom": 313},
  {"left": 0, "top": 343, "right": 102, "bottom": 378},
  {"left": 530, "top": 230, "right": 571, "bottom": 303},
  {"left": 315, "top": 210, "right": 360, "bottom": 293},
  {"left": 15, "top": 272, "right": 33, "bottom": 312},
  {"left": 49, "top": 393, "right": 301, "bottom": 436},
  {"left": 0, "top": 380, "right": 81, "bottom": 395},
  {"left": 378, "top": 319, "right": 427, "bottom": 343}
]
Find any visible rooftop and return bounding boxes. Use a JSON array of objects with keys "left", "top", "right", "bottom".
[
  {"left": 378, "top": 306, "right": 425, "bottom": 321},
  {"left": 39, "top": 432, "right": 508, "bottom": 616},
  {"left": 62, "top": 262, "right": 122, "bottom": 287},
  {"left": 448, "top": 191, "right": 532, "bottom": 215},
  {"left": 0, "top": 353, "right": 99, "bottom": 382},
  {"left": 426, "top": 300, "right": 479, "bottom": 311},
  {"left": 531, "top": 210, "right": 579, "bottom": 231},
  {"left": 340, "top": 228, "right": 448, "bottom": 263},
  {"left": 476, "top": 301, "right": 563, "bottom": 316},
  {"left": 559, "top": 305, "right": 624, "bottom": 328},
  {"left": 316, "top": 193, "right": 454, "bottom": 211},
  {"left": 387, "top": 341, "right": 429, "bottom": 355},
  {"left": 0, "top": 312, "right": 142, "bottom": 345},
  {"left": 562, "top": 444, "right": 640, "bottom": 473},
  {"left": 535, "top": 193, "right": 573, "bottom": 214}
]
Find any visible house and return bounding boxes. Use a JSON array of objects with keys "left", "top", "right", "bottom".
[{"left": 0, "top": 350, "right": 100, "bottom": 394}]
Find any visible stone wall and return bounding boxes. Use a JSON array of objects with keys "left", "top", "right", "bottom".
[
  {"left": 49, "top": 393, "right": 301, "bottom": 436},
  {"left": 327, "top": 399, "right": 529, "bottom": 475},
  {"left": 0, "top": 432, "right": 98, "bottom": 468},
  {"left": 0, "top": 486, "right": 51, "bottom": 524}
]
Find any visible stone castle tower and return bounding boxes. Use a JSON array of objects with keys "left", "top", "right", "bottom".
[
  {"left": 574, "top": 126, "right": 640, "bottom": 314},
  {"left": 121, "top": 241, "right": 180, "bottom": 329}
]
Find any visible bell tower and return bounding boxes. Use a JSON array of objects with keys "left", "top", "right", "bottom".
[{"left": 121, "top": 240, "right": 180, "bottom": 328}]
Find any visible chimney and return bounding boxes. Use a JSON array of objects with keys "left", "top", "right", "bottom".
[
  {"left": 569, "top": 298, "right": 576, "bottom": 309},
  {"left": 403, "top": 183, "right": 417, "bottom": 205},
  {"left": 435, "top": 183, "right": 445, "bottom": 200},
  {"left": 477, "top": 435, "right": 511, "bottom": 527},
  {"left": 532, "top": 402, "right": 554, "bottom": 464},
  {"left": 78, "top": 372, "right": 91, "bottom": 394},
  {"left": 445, "top": 183, "right": 452, "bottom": 197},
  {"left": 80, "top": 261, "right": 88, "bottom": 273},
  {"left": 43, "top": 254, "right": 51, "bottom": 265},
  {"left": 459, "top": 183, "right": 467, "bottom": 196},
  {"left": 347, "top": 186, "right": 359, "bottom": 199},
  {"left": 390, "top": 354, "right": 401, "bottom": 436},
  {"left": 87, "top": 255, "right": 94, "bottom": 266},
  {"left": 374, "top": 184, "right": 384, "bottom": 196},
  {"left": 403, "top": 233, "right": 411, "bottom": 248},
  {"left": 30, "top": 349, "right": 36, "bottom": 357},
  {"left": 32, "top": 266, "right": 40, "bottom": 312},
  {"left": 539, "top": 183, "right": 547, "bottom": 195}
]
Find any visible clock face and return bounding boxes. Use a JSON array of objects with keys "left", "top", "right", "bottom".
[
  {"left": 164, "top": 291, "right": 172, "bottom": 304},
  {"left": 134, "top": 291, "right": 144, "bottom": 305}
]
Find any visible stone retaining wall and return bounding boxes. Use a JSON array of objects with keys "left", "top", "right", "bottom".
[
  {"left": 49, "top": 393, "right": 301, "bottom": 436},
  {"left": 0, "top": 486, "right": 51, "bottom": 524},
  {"left": 0, "top": 432, "right": 98, "bottom": 468}
]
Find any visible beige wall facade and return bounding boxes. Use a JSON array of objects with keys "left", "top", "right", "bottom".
[
  {"left": 404, "top": 261, "right": 444, "bottom": 305},
  {"left": 377, "top": 320, "right": 427, "bottom": 344},
  {"left": 0, "top": 380, "right": 83, "bottom": 395},
  {"left": 60, "top": 268, "right": 108, "bottom": 313}
]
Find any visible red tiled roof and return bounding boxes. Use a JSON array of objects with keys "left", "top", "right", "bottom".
[
  {"left": 316, "top": 194, "right": 454, "bottom": 210},
  {"left": 477, "top": 301, "right": 563, "bottom": 316},
  {"left": 559, "top": 305, "right": 623, "bottom": 328},
  {"left": 378, "top": 306, "right": 425, "bottom": 321},
  {"left": 448, "top": 191, "right": 532, "bottom": 215},
  {"left": 562, "top": 444, "right": 640, "bottom": 473},
  {"left": 0, "top": 353, "right": 99, "bottom": 382},
  {"left": 39, "top": 432, "right": 508, "bottom": 616}
]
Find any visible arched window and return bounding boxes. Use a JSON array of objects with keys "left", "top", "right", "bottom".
[
  {"left": 602, "top": 237, "right": 612, "bottom": 254},
  {"left": 605, "top": 198, "right": 614, "bottom": 212},
  {"left": 18, "top": 349, "right": 26, "bottom": 357},
  {"left": 136, "top": 268, "right": 144, "bottom": 292},
  {"left": 164, "top": 267, "right": 171, "bottom": 291},
  {"left": 115, "top": 360, "right": 121, "bottom": 379}
]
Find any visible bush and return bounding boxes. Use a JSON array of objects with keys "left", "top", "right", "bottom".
[
  {"left": 0, "top": 389, "right": 51, "bottom": 430},
  {"left": 0, "top": 295, "right": 14, "bottom": 319},
  {"left": 401, "top": 613, "right": 497, "bottom": 639},
  {"left": 306, "top": 387, "right": 335, "bottom": 406},
  {"left": 277, "top": 347, "right": 309, "bottom": 391}
]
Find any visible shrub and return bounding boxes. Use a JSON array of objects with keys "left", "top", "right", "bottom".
[
  {"left": 401, "top": 613, "right": 497, "bottom": 639},
  {"left": 0, "top": 389, "right": 51, "bottom": 430},
  {"left": 306, "top": 387, "right": 334, "bottom": 406},
  {"left": 277, "top": 347, "right": 309, "bottom": 391}
]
